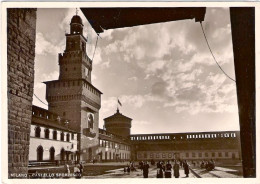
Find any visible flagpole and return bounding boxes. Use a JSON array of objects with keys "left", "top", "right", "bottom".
[{"left": 117, "top": 97, "right": 119, "bottom": 112}]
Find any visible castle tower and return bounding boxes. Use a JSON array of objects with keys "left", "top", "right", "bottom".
[
  {"left": 104, "top": 109, "right": 132, "bottom": 138},
  {"left": 44, "top": 14, "right": 102, "bottom": 161}
]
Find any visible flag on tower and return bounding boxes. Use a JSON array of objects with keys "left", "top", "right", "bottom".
[{"left": 118, "top": 99, "right": 122, "bottom": 106}]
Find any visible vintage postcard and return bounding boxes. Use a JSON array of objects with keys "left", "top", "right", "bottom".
[{"left": 1, "top": 1, "right": 259, "bottom": 184}]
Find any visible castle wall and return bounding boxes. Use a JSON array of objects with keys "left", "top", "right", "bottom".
[{"left": 7, "top": 8, "right": 37, "bottom": 176}]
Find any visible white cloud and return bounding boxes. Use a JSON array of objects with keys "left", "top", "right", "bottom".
[
  {"left": 128, "top": 77, "right": 137, "bottom": 81},
  {"left": 133, "top": 120, "right": 150, "bottom": 125},
  {"left": 35, "top": 32, "right": 63, "bottom": 55}
]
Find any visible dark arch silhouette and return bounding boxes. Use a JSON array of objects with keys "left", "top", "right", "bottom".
[
  {"left": 37, "top": 145, "right": 43, "bottom": 161},
  {"left": 49, "top": 147, "right": 55, "bottom": 161},
  {"left": 60, "top": 148, "right": 65, "bottom": 161},
  {"left": 45, "top": 128, "right": 50, "bottom": 139},
  {"left": 53, "top": 130, "right": 57, "bottom": 140},
  {"left": 35, "top": 126, "right": 41, "bottom": 138}
]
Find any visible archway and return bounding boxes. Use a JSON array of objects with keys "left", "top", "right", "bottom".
[
  {"left": 37, "top": 145, "right": 43, "bottom": 161},
  {"left": 60, "top": 148, "right": 65, "bottom": 161},
  {"left": 49, "top": 147, "right": 55, "bottom": 161}
]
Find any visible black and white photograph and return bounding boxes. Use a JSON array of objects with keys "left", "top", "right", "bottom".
[{"left": 2, "top": 2, "right": 259, "bottom": 182}]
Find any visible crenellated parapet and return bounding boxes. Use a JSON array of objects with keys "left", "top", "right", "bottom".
[{"left": 130, "top": 131, "right": 239, "bottom": 142}]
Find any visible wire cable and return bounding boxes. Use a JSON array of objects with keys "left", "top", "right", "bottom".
[
  {"left": 200, "top": 22, "right": 236, "bottom": 83},
  {"left": 33, "top": 93, "right": 48, "bottom": 106},
  {"left": 91, "top": 34, "right": 99, "bottom": 62}
]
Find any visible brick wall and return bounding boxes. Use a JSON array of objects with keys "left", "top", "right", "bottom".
[{"left": 7, "top": 8, "right": 37, "bottom": 177}]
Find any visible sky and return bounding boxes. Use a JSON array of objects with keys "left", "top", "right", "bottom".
[{"left": 33, "top": 8, "right": 240, "bottom": 134}]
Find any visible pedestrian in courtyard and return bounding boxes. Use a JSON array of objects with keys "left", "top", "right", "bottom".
[
  {"left": 79, "top": 162, "right": 84, "bottom": 175},
  {"left": 156, "top": 161, "right": 164, "bottom": 178},
  {"left": 74, "top": 164, "right": 81, "bottom": 179},
  {"left": 65, "top": 164, "right": 70, "bottom": 174},
  {"left": 143, "top": 161, "right": 150, "bottom": 178},
  {"left": 165, "top": 160, "right": 172, "bottom": 178},
  {"left": 173, "top": 160, "right": 180, "bottom": 178},
  {"left": 183, "top": 160, "right": 189, "bottom": 177}
]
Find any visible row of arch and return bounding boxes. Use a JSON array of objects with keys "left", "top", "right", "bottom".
[
  {"left": 34, "top": 126, "right": 73, "bottom": 142},
  {"left": 36, "top": 146, "right": 68, "bottom": 161}
]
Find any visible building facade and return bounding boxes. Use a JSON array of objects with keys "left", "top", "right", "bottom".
[
  {"left": 130, "top": 131, "right": 241, "bottom": 163},
  {"left": 29, "top": 106, "right": 79, "bottom": 165}
]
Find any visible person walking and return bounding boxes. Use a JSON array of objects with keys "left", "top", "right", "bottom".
[
  {"left": 173, "top": 160, "right": 180, "bottom": 178},
  {"left": 183, "top": 160, "right": 189, "bottom": 177},
  {"left": 165, "top": 160, "right": 172, "bottom": 178},
  {"left": 79, "top": 162, "right": 84, "bottom": 175},
  {"left": 74, "top": 164, "right": 81, "bottom": 179},
  {"left": 156, "top": 161, "right": 164, "bottom": 178},
  {"left": 143, "top": 161, "right": 150, "bottom": 178}
]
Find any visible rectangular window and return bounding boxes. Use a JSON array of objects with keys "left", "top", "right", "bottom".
[
  {"left": 218, "top": 152, "right": 222, "bottom": 157},
  {"left": 186, "top": 153, "right": 189, "bottom": 158},
  {"left": 212, "top": 152, "right": 215, "bottom": 157},
  {"left": 205, "top": 152, "right": 208, "bottom": 157},
  {"left": 150, "top": 153, "right": 153, "bottom": 158},
  {"left": 162, "top": 153, "right": 166, "bottom": 158},
  {"left": 199, "top": 153, "right": 202, "bottom": 157},
  {"left": 225, "top": 152, "right": 229, "bottom": 157},
  {"left": 192, "top": 152, "right": 196, "bottom": 157}
]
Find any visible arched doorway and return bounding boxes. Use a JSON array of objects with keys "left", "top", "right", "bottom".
[
  {"left": 37, "top": 145, "right": 43, "bottom": 161},
  {"left": 60, "top": 148, "right": 65, "bottom": 161},
  {"left": 49, "top": 147, "right": 55, "bottom": 161}
]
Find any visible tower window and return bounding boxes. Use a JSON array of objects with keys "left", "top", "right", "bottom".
[
  {"left": 63, "top": 112, "right": 66, "bottom": 116},
  {"left": 65, "top": 68, "right": 67, "bottom": 71}
]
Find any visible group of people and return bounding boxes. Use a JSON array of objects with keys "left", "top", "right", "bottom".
[
  {"left": 156, "top": 160, "right": 190, "bottom": 178},
  {"left": 64, "top": 162, "right": 84, "bottom": 178},
  {"left": 200, "top": 159, "right": 215, "bottom": 171},
  {"left": 134, "top": 160, "right": 190, "bottom": 178}
]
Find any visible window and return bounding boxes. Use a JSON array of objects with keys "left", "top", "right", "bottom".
[
  {"left": 144, "top": 153, "right": 147, "bottom": 158},
  {"left": 225, "top": 152, "right": 229, "bottom": 157},
  {"left": 205, "top": 152, "right": 208, "bottom": 157},
  {"left": 71, "top": 133, "right": 74, "bottom": 140},
  {"left": 186, "top": 153, "right": 189, "bottom": 158},
  {"left": 150, "top": 153, "right": 153, "bottom": 158},
  {"left": 53, "top": 130, "right": 57, "bottom": 140},
  {"left": 63, "top": 112, "right": 66, "bottom": 116},
  {"left": 60, "top": 132, "right": 64, "bottom": 141},
  {"left": 35, "top": 127, "right": 41, "bottom": 138},
  {"left": 218, "top": 152, "right": 222, "bottom": 157},
  {"left": 88, "top": 114, "right": 94, "bottom": 129},
  {"left": 66, "top": 133, "right": 70, "bottom": 142},
  {"left": 45, "top": 129, "right": 50, "bottom": 139},
  {"left": 212, "top": 152, "right": 215, "bottom": 157},
  {"left": 192, "top": 152, "right": 196, "bottom": 157},
  {"left": 199, "top": 153, "right": 202, "bottom": 157}
]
